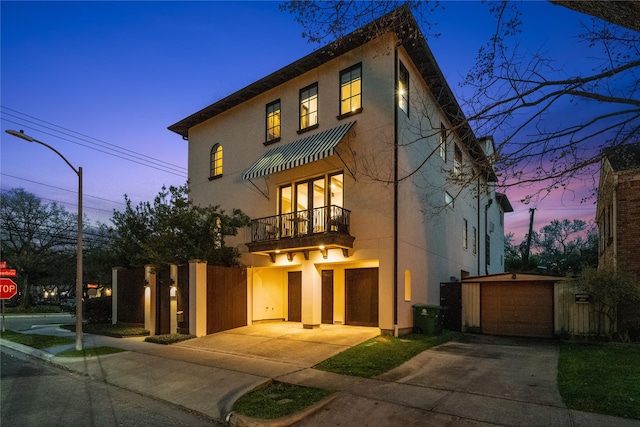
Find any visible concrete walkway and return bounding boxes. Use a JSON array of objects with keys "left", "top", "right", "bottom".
[{"left": 2, "top": 322, "right": 639, "bottom": 426}]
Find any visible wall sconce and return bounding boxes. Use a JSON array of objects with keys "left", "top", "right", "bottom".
[{"left": 144, "top": 279, "right": 149, "bottom": 288}]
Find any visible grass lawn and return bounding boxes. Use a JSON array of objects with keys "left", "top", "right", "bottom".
[
  {"left": 558, "top": 342, "right": 640, "bottom": 420},
  {"left": 61, "top": 322, "right": 149, "bottom": 337},
  {"left": 145, "top": 333, "right": 196, "bottom": 345},
  {"left": 0, "top": 330, "right": 73, "bottom": 349},
  {"left": 315, "top": 331, "right": 462, "bottom": 378},
  {"left": 232, "top": 381, "right": 332, "bottom": 420}
]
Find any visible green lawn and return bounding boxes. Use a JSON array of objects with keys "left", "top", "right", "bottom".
[
  {"left": 315, "top": 331, "right": 462, "bottom": 378},
  {"left": 0, "top": 330, "right": 73, "bottom": 349},
  {"left": 61, "top": 322, "right": 149, "bottom": 337},
  {"left": 558, "top": 342, "right": 640, "bottom": 419},
  {"left": 233, "top": 381, "right": 332, "bottom": 420}
]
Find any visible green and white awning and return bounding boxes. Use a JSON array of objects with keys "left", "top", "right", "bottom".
[{"left": 243, "top": 121, "right": 355, "bottom": 180}]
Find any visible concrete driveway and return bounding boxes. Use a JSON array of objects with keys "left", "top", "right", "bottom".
[
  {"left": 378, "top": 333, "right": 564, "bottom": 407},
  {"left": 177, "top": 321, "right": 380, "bottom": 368}
]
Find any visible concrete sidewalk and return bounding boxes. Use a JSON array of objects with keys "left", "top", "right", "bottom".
[{"left": 2, "top": 324, "right": 639, "bottom": 427}]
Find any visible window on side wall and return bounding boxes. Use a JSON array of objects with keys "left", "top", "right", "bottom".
[
  {"left": 454, "top": 144, "right": 462, "bottom": 176},
  {"left": 399, "top": 61, "right": 409, "bottom": 115},
  {"left": 299, "top": 83, "right": 318, "bottom": 130},
  {"left": 445, "top": 191, "right": 454, "bottom": 208},
  {"left": 463, "top": 219, "right": 468, "bottom": 249},
  {"left": 339, "top": 63, "right": 362, "bottom": 117},
  {"left": 266, "top": 99, "right": 281, "bottom": 144},
  {"left": 472, "top": 226, "right": 477, "bottom": 254},
  {"left": 439, "top": 123, "right": 447, "bottom": 161},
  {"left": 209, "top": 144, "right": 223, "bottom": 179}
]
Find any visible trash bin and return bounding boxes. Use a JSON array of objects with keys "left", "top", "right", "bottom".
[{"left": 412, "top": 304, "right": 442, "bottom": 335}]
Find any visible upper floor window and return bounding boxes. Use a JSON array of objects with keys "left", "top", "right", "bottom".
[
  {"left": 398, "top": 61, "right": 409, "bottom": 115},
  {"left": 340, "top": 63, "right": 362, "bottom": 116},
  {"left": 463, "top": 219, "right": 468, "bottom": 249},
  {"left": 210, "top": 144, "right": 223, "bottom": 179},
  {"left": 445, "top": 191, "right": 454, "bottom": 208},
  {"left": 454, "top": 144, "right": 462, "bottom": 176},
  {"left": 439, "top": 123, "right": 447, "bottom": 161},
  {"left": 266, "top": 100, "right": 281, "bottom": 144},
  {"left": 300, "top": 83, "right": 318, "bottom": 130},
  {"left": 472, "top": 226, "right": 477, "bottom": 254}
]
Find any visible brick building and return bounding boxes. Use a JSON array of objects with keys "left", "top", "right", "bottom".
[{"left": 597, "top": 142, "right": 640, "bottom": 327}]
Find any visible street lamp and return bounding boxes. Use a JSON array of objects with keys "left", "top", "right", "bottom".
[{"left": 5, "top": 129, "right": 84, "bottom": 351}]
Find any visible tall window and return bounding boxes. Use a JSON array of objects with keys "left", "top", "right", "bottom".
[
  {"left": 439, "top": 123, "right": 447, "bottom": 160},
  {"left": 472, "top": 226, "right": 477, "bottom": 254},
  {"left": 300, "top": 83, "right": 318, "bottom": 129},
  {"left": 210, "top": 144, "right": 223, "bottom": 178},
  {"left": 398, "top": 61, "right": 409, "bottom": 115},
  {"left": 266, "top": 100, "right": 281, "bottom": 143},
  {"left": 454, "top": 144, "right": 462, "bottom": 176},
  {"left": 463, "top": 219, "right": 468, "bottom": 249},
  {"left": 340, "top": 63, "right": 362, "bottom": 116},
  {"left": 486, "top": 234, "right": 491, "bottom": 266}
]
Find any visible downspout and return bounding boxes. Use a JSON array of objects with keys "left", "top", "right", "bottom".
[
  {"left": 393, "top": 44, "right": 399, "bottom": 333},
  {"left": 477, "top": 178, "right": 481, "bottom": 276},
  {"left": 484, "top": 198, "right": 493, "bottom": 275}
]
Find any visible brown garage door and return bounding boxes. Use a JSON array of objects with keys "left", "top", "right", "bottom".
[
  {"left": 481, "top": 281, "right": 553, "bottom": 338},
  {"left": 345, "top": 268, "right": 379, "bottom": 327}
]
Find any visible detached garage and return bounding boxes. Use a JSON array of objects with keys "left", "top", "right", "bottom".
[{"left": 461, "top": 274, "right": 562, "bottom": 338}]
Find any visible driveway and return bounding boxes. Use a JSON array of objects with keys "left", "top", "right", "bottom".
[
  {"left": 177, "top": 321, "right": 380, "bottom": 368},
  {"left": 378, "top": 333, "right": 564, "bottom": 407}
]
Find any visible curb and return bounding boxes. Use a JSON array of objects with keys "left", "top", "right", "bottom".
[
  {"left": 0, "top": 338, "right": 56, "bottom": 362},
  {"left": 228, "top": 393, "right": 337, "bottom": 427}
]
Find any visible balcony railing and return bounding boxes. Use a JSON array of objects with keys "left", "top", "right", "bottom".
[{"left": 250, "top": 205, "right": 351, "bottom": 244}]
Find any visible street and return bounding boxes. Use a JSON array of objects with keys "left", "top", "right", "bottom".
[
  {"left": 1, "top": 312, "right": 74, "bottom": 333},
  {"left": 1, "top": 346, "right": 220, "bottom": 426}
]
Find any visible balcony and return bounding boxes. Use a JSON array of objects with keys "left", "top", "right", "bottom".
[{"left": 247, "top": 205, "right": 355, "bottom": 256}]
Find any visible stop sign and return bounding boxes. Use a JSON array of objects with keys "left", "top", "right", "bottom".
[{"left": 0, "top": 278, "right": 18, "bottom": 299}]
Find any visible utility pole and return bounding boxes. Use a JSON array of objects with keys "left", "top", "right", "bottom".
[{"left": 522, "top": 208, "right": 535, "bottom": 271}]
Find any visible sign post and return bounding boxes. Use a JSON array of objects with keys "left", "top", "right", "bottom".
[{"left": 0, "top": 278, "right": 18, "bottom": 333}]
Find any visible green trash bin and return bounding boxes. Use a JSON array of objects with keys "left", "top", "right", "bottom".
[{"left": 412, "top": 304, "right": 443, "bottom": 335}]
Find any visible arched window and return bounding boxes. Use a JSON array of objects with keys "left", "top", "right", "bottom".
[{"left": 210, "top": 144, "right": 223, "bottom": 178}]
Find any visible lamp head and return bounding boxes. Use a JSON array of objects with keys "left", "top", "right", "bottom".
[{"left": 5, "top": 129, "right": 36, "bottom": 142}]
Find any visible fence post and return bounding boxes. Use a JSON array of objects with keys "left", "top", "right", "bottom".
[
  {"left": 111, "top": 267, "right": 122, "bottom": 325},
  {"left": 189, "top": 260, "right": 208, "bottom": 337},
  {"left": 144, "top": 265, "right": 157, "bottom": 335},
  {"left": 170, "top": 264, "right": 178, "bottom": 334}
]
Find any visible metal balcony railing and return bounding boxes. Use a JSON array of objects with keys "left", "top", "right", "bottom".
[{"left": 250, "top": 205, "right": 351, "bottom": 243}]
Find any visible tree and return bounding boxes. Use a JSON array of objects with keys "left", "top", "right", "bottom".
[
  {"left": 281, "top": 1, "right": 640, "bottom": 203},
  {"left": 505, "top": 218, "right": 597, "bottom": 274},
  {"left": 109, "top": 184, "right": 250, "bottom": 268},
  {"left": 0, "top": 188, "right": 77, "bottom": 308},
  {"left": 576, "top": 266, "right": 640, "bottom": 337}
]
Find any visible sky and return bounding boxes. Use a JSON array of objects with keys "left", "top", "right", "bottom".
[{"left": 1, "top": 1, "right": 601, "bottom": 243}]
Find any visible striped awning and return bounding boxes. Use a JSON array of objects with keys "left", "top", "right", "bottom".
[{"left": 243, "top": 121, "right": 355, "bottom": 180}]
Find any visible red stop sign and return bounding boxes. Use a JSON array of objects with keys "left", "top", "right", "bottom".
[{"left": 0, "top": 278, "right": 18, "bottom": 299}]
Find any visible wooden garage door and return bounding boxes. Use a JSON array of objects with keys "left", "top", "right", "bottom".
[
  {"left": 345, "top": 268, "right": 379, "bottom": 327},
  {"left": 481, "top": 282, "right": 553, "bottom": 338}
]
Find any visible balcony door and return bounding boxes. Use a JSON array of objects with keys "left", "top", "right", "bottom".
[{"left": 280, "top": 173, "right": 344, "bottom": 236}]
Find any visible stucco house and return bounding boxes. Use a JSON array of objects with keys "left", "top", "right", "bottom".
[{"left": 168, "top": 7, "right": 511, "bottom": 335}]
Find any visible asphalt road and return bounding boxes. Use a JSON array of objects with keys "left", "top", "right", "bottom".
[
  {"left": 0, "top": 347, "right": 220, "bottom": 426},
  {"left": 1, "top": 312, "right": 75, "bottom": 332}
]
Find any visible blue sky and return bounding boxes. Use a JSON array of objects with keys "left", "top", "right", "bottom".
[{"left": 1, "top": 1, "right": 600, "bottom": 242}]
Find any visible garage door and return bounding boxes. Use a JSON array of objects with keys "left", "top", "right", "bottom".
[
  {"left": 481, "top": 281, "right": 553, "bottom": 338},
  {"left": 345, "top": 268, "right": 379, "bottom": 327}
]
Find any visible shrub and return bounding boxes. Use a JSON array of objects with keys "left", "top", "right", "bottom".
[{"left": 84, "top": 297, "right": 112, "bottom": 324}]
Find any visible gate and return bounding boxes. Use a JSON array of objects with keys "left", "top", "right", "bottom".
[
  {"left": 207, "top": 266, "right": 247, "bottom": 334},
  {"left": 440, "top": 282, "right": 462, "bottom": 331},
  {"left": 117, "top": 268, "right": 145, "bottom": 324}
]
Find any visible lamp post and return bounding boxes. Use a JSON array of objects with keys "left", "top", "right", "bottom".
[{"left": 5, "top": 129, "right": 83, "bottom": 351}]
